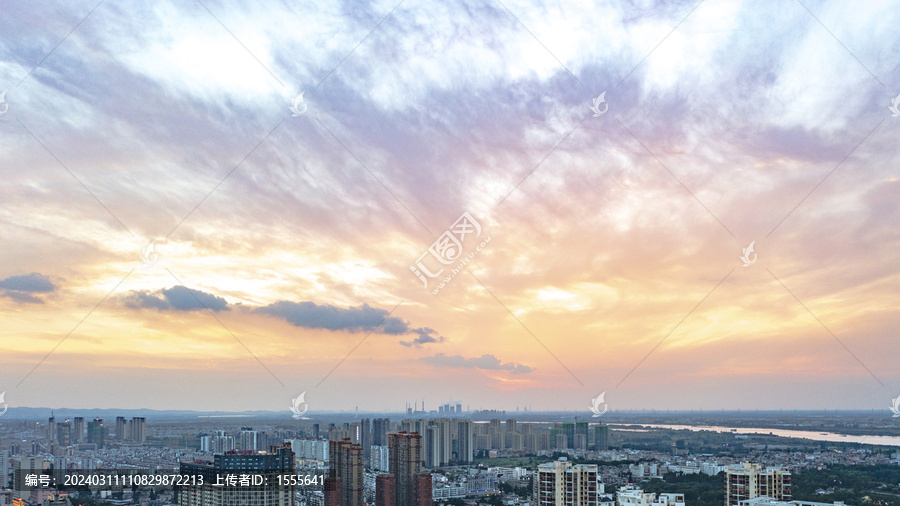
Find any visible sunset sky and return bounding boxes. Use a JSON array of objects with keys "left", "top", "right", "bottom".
[{"left": 1, "top": 0, "right": 898, "bottom": 414}]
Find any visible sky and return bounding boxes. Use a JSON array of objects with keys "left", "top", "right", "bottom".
[{"left": 0, "top": 0, "right": 898, "bottom": 415}]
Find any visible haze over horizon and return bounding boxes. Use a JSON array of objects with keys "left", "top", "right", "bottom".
[{"left": 1, "top": 0, "right": 898, "bottom": 415}]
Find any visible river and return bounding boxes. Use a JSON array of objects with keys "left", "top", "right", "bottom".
[{"left": 612, "top": 423, "right": 900, "bottom": 447}]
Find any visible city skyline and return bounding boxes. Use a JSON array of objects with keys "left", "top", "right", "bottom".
[{"left": 1, "top": 0, "right": 899, "bottom": 414}]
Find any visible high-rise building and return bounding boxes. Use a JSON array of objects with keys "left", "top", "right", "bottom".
[
  {"left": 240, "top": 429, "right": 259, "bottom": 451},
  {"left": 361, "top": 418, "right": 372, "bottom": 461},
  {"left": 56, "top": 423, "right": 72, "bottom": 446},
  {"left": 593, "top": 425, "right": 609, "bottom": 451},
  {"left": 215, "top": 436, "right": 236, "bottom": 453},
  {"left": 423, "top": 427, "right": 438, "bottom": 469},
  {"left": 12, "top": 457, "right": 51, "bottom": 499},
  {"left": 389, "top": 432, "right": 422, "bottom": 506},
  {"left": 554, "top": 433, "right": 567, "bottom": 450},
  {"left": 71, "top": 417, "right": 85, "bottom": 443},
  {"left": 130, "top": 417, "right": 147, "bottom": 443},
  {"left": 87, "top": 419, "right": 106, "bottom": 449},
  {"left": 47, "top": 414, "right": 56, "bottom": 441},
  {"left": 575, "top": 421, "right": 588, "bottom": 448},
  {"left": 490, "top": 432, "right": 503, "bottom": 450},
  {"left": 423, "top": 419, "right": 452, "bottom": 468},
  {"left": 561, "top": 423, "right": 575, "bottom": 449},
  {"left": 324, "top": 477, "right": 343, "bottom": 506},
  {"left": 349, "top": 423, "right": 362, "bottom": 444},
  {"left": 573, "top": 433, "right": 587, "bottom": 451},
  {"left": 413, "top": 473, "right": 431, "bottom": 506},
  {"left": 725, "top": 462, "right": 791, "bottom": 505},
  {"left": 329, "top": 439, "right": 364, "bottom": 506},
  {"left": 533, "top": 458, "right": 599, "bottom": 506},
  {"left": 456, "top": 420, "right": 474, "bottom": 464},
  {"left": 375, "top": 474, "right": 395, "bottom": 506},
  {"left": 370, "top": 446, "right": 390, "bottom": 472},
  {"left": 560, "top": 422, "right": 588, "bottom": 450},
  {"left": 0, "top": 450, "right": 9, "bottom": 488},
  {"left": 373, "top": 419, "right": 390, "bottom": 446},
  {"left": 329, "top": 427, "right": 350, "bottom": 442},
  {"left": 400, "top": 419, "right": 426, "bottom": 435},
  {"left": 436, "top": 419, "right": 451, "bottom": 466},
  {"left": 116, "top": 417, "right": 127, "bottom": 440},
  {"left": 475, "top": 434, "right": 491, "bottom": 451},
  {"left": 178, "top": 446, "right": 294, "bottom": 506},
  {"left": 524, "top": 433, "right": 538, "bottom": 453},
  {"left": 290, "top": 439, "right": 330, "bottom": 462},
  {"left": 508, "top": 432, "right": 524, "bottom": 451},
  {"left": 538, "top": 433, "right": 551, "bottom": 452}
]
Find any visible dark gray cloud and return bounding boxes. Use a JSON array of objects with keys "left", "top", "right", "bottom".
[
  {"left": 0, "top": 273, "right": 56, "bottom": 292},
  {"left": 258, "top": 301, "right": 402, "bottom": 332},
  {"left": 258, "top": 301, "right": 447, "bottom": 346},
  {"left": 421, "top": 353, "right": 532, "bottom": 374},
  {"left": 400, "top": 327, "right": 446, "bottom": 347},
  {"left": 124, "top": 287, "right": 229, "bottom": 312},
  {"left": 0, "top": 272, "right": 56, "bottom": 303},
  {"left": 1, "top": 290, "right": 46, "bottom": 304}
]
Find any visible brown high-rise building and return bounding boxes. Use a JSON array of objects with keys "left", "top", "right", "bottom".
[
  {"left": 324, "top": 477, "right": 343, "bottom": 506},
  {"left": 413, "top": 473, "right": 431, "bottom": 506},
  {"left": 534, "top": 459, "right": 598, "bottom": 506},
  {"left": 388, "top": 432, "right": 422, "bottom": 506},
  {"left": 329, "top": 439, "right": 364, "bottom": 506},
  {"left": 725, "top": 462, "right": 791, "bottom": 505},
  {"left": 375, "top": 474, "right": 396, "bottom": 506}
]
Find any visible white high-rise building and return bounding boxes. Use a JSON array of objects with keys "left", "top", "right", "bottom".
[
  {"left": 216, "top": 436, "right": 236, "bottom": 453},
  {"left": 240, "top": 430, "right": 259, "bottom": 451},
  {"left": 288, "top": 439, "right": 329, "bottom": 462},
  {"left": 616, "top": 485, "right": 685, "bottom": 506},
  {"left": 370, "top": 445, "right": 390, "bottom": 472}
]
